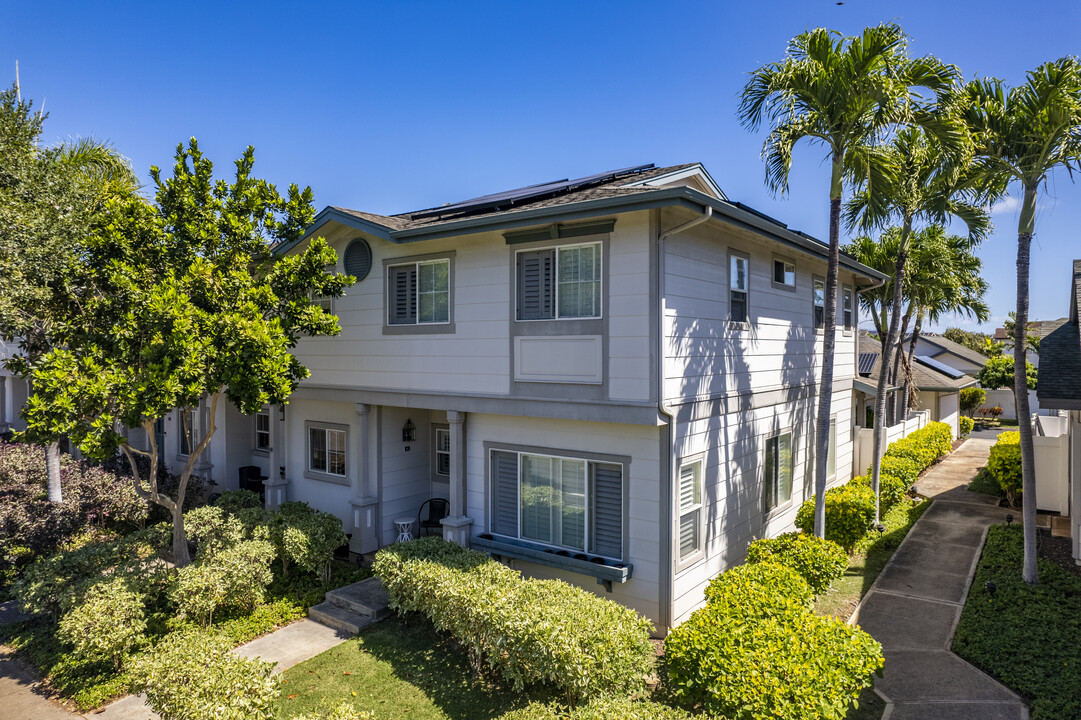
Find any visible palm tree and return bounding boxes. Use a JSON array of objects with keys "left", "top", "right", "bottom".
[
  {"left": 845, "top": 125, "right": 989, "bottom": 520},
  {"left": 959, "top": 57, "right": 1081, "bottom": 584},
  {"left": 737, "top": 24, "right": 956, "bottom": 536}
]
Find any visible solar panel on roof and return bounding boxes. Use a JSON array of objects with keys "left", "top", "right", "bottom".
[
  {"left": 409, "top": 164, "right": 655, "bottom": 220},
  {"left": 915, "top": 355, "right": 965, "bottom": 380},
  {"left": 858, "top": 352, "right": 878, "bottom": 376}
]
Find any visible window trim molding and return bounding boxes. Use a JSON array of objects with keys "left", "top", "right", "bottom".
[
  {"left": 253, "top": 407, "right": 272, "bottom": 457},
  {"left": 771, "top": 255, "right": 797, "bottom": 292},
  {"left": 812, "top": 274, "right": 826, "bottom": 333},
  {"left": 304, "top": 420, "right": 350, "bottom": 485},
  {"left": 513, "top": 240, "right": 604, "bottom": 323},
  {"left": 176, "top": 408, "right": 193, "bottom": 461},
  {"left": 675, "top": 454, "right": 706, "bottom": 571},
  {"left": 382, "top": 251, "right": 456, "bottom": 335},
  {"left": 727, "top": 249, "right": 751, "bottom": 328},
  {"left": 764, "top": 429, "right": 795, "bottom": 517},
  {"left": 483, "top": 441, "right": 630, "bottom": 561},
  {"left": 841, "top": 284, "right": 855, "bottom": 335},
  {"left": 431, "top": 423, "right": 450, "bottom": 484}
]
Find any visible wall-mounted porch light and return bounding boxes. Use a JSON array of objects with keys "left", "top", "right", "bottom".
[
  {"left": 278, "top": 405, "right": 286, "bottom": 422},
  {"left": 402, "top": 418, "right": 416, "bottom": 443}
]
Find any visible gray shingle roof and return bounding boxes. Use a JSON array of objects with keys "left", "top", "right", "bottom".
[
  {"left": 858, "top": 334, "right": 977, "bottom": 392},
  {"left": 911, "top": 334, "right": 990, "bottom": 368},
  {"left": 1037, "top": 259, "right": 1081, "bottom": 407}
]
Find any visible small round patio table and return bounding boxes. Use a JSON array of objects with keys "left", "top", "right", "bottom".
[{"left": 394, "top": 518, "right": 414, "bottom": 543}]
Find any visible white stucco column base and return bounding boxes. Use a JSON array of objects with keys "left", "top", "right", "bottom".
[
  {"left": 441, "top": 515, "right": 473, "bottom": 547},
  {"left": 263, "top": 476, "right": 288, "bottom": 511},
  {"left": 350, "top": 496, "right": 380, "bottom": 554}
]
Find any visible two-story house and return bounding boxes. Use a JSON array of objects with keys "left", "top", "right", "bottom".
[{"left": 92, "top": 163, "right": 888, "bottom": 631}]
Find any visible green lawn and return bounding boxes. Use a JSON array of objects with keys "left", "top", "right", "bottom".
[
  {"left": 813, "top": 498, "right": 931, "bottom": 620},
  {"left": 953, "top": 525, "right": 1081, "bottom": 719},
  {"left": 275, "top": 615, "right": 557, "bottom": 720}
]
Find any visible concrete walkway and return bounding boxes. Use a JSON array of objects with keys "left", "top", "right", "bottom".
[{"left": 852, "top": 437, "right": 1029, "bottom": 719}]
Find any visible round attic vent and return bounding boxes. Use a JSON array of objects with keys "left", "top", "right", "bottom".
[{"left": 343, "top": 238, "right": 372, "bottom": 281}]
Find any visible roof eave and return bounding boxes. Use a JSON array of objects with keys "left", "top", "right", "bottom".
[{"left": 277, "top": 207, "right": 395, "bottom": 256}]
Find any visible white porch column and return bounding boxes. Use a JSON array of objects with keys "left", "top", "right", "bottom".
[
  {"left": 350, "top": 403, "right": 379, "bottom": 555},
  {"left": 263, "top": 403, "right": 289, "bottom": 510},
  {"left": 0, "top": 375, "right": 9, "bottom": 430},
  {"left": 441, "top": 410, "right": 473, "bottom": 547}
]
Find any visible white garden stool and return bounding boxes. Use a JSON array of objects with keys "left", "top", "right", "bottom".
[{"left": 394, "top": 518, "right": 414, "bottom": 543}]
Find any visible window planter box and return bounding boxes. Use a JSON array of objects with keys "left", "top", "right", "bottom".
[{"left": 471, "top": 534, "right": 632, "bottom": 592}]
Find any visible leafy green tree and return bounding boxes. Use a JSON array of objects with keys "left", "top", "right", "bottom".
[
  {"left": 737, "top": 23, "right": 954, "bottom": 536},
  {"left": 942, "top": 327, "right": 993, "bottom": 354},
  {"left": 21, "top": 140, "right": 353, "bottom": 566},
  {"left": 959, "top": 57, "right": 1081, "bottom": 584},
  {"left": 977, "top": 355, "right": 1037, "bottom": 393},
  {"left": 845, "top": 122, "right": 988, "bottom": 520},
  {"left": 959, "top": 387, "right": 986, "bottom": 417},
  {"left": 0, "top": 83, "right": 140, "bottom": 503}
]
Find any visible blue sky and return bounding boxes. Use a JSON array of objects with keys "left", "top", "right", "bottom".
[{"left": 6, "top": 0, "right": 1080, "bottom": 331}]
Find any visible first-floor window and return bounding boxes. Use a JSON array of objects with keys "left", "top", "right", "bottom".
[
  {"left": 255, "top": 408, "right": 271, "bottom": 451},
  {"left": 490, "top": 449, "right": 623, "bottom": 559},
  {"left": 813, "top": 278, "right": 826, "bottom": 330},
  {"left": 827, "top": 419, "right": 837, "bottom": 480},
  {"left": 435, "top": 428, "right": 450, "bottom": 476},
  {"left": 678, "top": 460, "right": 703, "bottom": 560},
  {"left": 765, "top": 431, "right": 793, "bottom": 511},
  {"left": 309, "top": 426, "right": 346, "bottom": 476},
  {"left": 179, "top": 409, "right": 193, "bottom": 457}
]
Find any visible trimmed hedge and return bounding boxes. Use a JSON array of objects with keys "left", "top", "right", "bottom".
[
  {"left": 851, "top": 473, "right": 906, "bottom": 515},
  {"left": 794, "top": 483, "right": 876, "bottom": 553},
  {"left": 664, "top": 563, "right": 883, "bottom": 720},
  {"left": 873, "top": 455, "right": 921, "bottom": 489},
  {"left": 373, "top": 537, "right": 654, "bottom": 702},
  {"left": 745, "top": 533, "right": 847, "bottom": 595},
  {"left": 57, "top": 576, "right": 147, "bottom": 671},
  {"left": 500, "top": 696, "right": 694, "bottom": 720},
  {"left": 883, "top": 421, "right": 952, "bottom": 471},
  {"left": 988, "top": 431, "right": 1022, "bottom": 505}
]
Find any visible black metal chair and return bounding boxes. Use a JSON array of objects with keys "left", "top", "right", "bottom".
[
  {"left": 238, "top": 465, "right": 267, "bottom": 503},
  {"left": 417, "top": 498, "right": 450, "bottom": 537}
]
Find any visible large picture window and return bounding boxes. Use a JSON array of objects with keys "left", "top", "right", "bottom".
[
  {"left": 490, "top": 449, "right": 623, "bottom": 559},
  {"left": 388, "top": 258, "right": 450, "bottom": 325},
  {"left": 309, "top": 426, "right": 346, "bottom": 476},
  {"left": 765, "top": 431, "right": 793, "bottom": 511},
  {"left": 516, "top": 242, "right": 601, "bottom": 320}
]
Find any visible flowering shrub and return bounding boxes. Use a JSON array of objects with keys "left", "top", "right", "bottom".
[
  {"left": 746, "top": 532, "right": 848, "bottom": 595},
  {"left": 664, "top": 562, "right": 883, "bottom": 720},
  {"left": 57, "top": 576, "right": 146, "bottom": 670},
  {"left": 373, "top": 537, "right": 654, "bottom": 702},
  {"left": 131, "top": 630, "right": 278, "bottom": 720}
]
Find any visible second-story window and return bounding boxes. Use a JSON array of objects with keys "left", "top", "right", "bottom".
[
  {"left": 516, "top": 242, "right": 601, "bottom": 320},
  {"left": 730, "top": 253, "right": 749, "bottom": 323},
  {"left": 388, "top": 259, "right": 450, "bottom": 325},
  {"left": 843, "top": 288, "right": 854, "bottom": 332},
  {"left": 813, "top": 277, "right": 826, "bottom": 330}
]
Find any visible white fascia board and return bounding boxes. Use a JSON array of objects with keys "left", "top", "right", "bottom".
[{"left": 619, "top": 163, "right": 728, "bottom": 201}]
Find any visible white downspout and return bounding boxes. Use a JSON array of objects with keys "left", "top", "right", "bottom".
[{"left": 656, "top": 204, "right": 712, "bottom": 633}]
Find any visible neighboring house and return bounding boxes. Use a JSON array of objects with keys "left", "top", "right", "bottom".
[
  {"left": 993, "top": 317, "right": 1068, "bottom": 417},
  {"left": 851, "top": 332, "right": 976, "bottom": 471},
  {"left": 5, "top": 163, "right": 890, "bottom": 631},
  {"left": 1035, "top": 259, "right": 1081, "bottom": 559}
]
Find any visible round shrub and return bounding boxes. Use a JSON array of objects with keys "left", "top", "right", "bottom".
[
  {"left": 851, "top": 473, "right": 907, "bottom": 515},
  {"left": 131, "top": 630, "right": 278, "bottom": 720},
  {"left": 271, "top": 502, "right": 347, "bottom": 584},
  {"left": 959, "top": 416, "right": 975, "bottom": 438},
  {"left": 171, "top": 538, "right": 275, "bottom": 625},
  {"left": 499, "top": 696, "right": 694, "bottom": 720},
  {"left": 988, "top": 431, "right": 1022, "bottom": 506},
  {"left": 960, "top": 387, "right": 986, "bottom": 417},
  {"left": 873, "top": 455, "right": 921, "bottom": 489},
  {"left": 184, "top": 505, "right": 247, "bottom": 559},
  {"left": 58, "top": 576, "right": 146, "bottom": 670},
  {"left": 794, "top": 482, "right": 875, "bottom": 553},
  {"left": 746, "top": 532, "right": 848, "bottom": 595},
  {"left": 665, "top": 563, "right": 883, "bottom": 720},
  {"left": 703, "top": 562, "right": 814, "bottom": 614}
]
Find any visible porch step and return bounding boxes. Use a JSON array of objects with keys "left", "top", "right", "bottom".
[
  {"left": 308, "top": 577, "right": 391, "bottom": 635},
  {"left": 325, "top": 576, "right": 391, "bottom": 620},
  {"left": 308, "top": 602, "right": 378, "bottom": 635}
]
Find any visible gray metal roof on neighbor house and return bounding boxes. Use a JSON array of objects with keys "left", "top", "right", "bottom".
[
  {"left": 1037, "top": 259, "right": 1081, "bottom": 409},
  {"left": 287, "top": 163, "right": 888, "bottom": 285},
  {"left": 910, "top": 334, "right": 990, "bottom": 368},
  {"left": 858, "top": 334, "right": 977, "bottom": 393}
]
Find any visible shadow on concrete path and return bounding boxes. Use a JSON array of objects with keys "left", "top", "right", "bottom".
[{"left": 853, "top": 438, "right": 1029, "bottom": 720}]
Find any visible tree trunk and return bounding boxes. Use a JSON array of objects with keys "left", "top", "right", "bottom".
[
  {"left": 870, "top": 224, "right": 911, "bottom": 522},
  {"left": 813, "top": 153, "right": 844, "bottom": 538},
  {"left": 1016, "top": 185, "right": 1038, "bottom": 585},
  {"left": 46, "top": 440, "right": 62, "bottom": 503},
  {"left": 900, "top": 313, "right": 923, "bottom": 421},
  {"left": 171, "top": 504, "right": 191, "bottom": 567}
]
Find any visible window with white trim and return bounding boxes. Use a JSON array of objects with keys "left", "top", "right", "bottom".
[
  {"left": 516, "top": 242, "right": 601, "bottom": 320},
  {"left": 388, "top": 258, "right": 450, "bottom": 325},
  {"left": 309, "top": 426, "right": 346, "bottom": 476},
  {"left": 255, "top": 408, "right": 271, "bottom": 451},
  {"left": 842, "top": 287, "right": 854, "bottom": 332},
  {"left": 678, "top": 460, "right": 703, "bottom": 560},
  {"left": 730, "top": 253, "right": 749, "bottom": 323},
  {"left": 490, "top": 449, "right": 623, "bottom": 559},
  {"left": 435, "top": 428, "right": 450, "bottom": 477},
  {"left": 310, "top": 291, "right": 333, "bottom": 314},
  {"left": 773, "top": 259, "right": 795, "bottom": 288},
  {"left": 813, "top": 277, "right": 826, "bottom": 330},
  {"left": 827, "top": 419, "right": 837, "bottom": 481},
  {"left": 765, "top": 431, "right": 793, "bottom": 511},
  {"left": 178, "top": 409, "right": 193, "bottom": 457}
]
